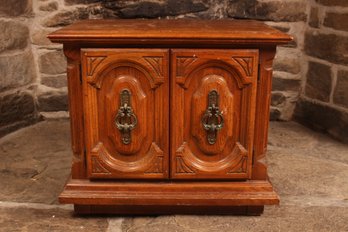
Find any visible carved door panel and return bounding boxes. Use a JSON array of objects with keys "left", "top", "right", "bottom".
[
  {"left": 171, "top": 49, "right": 258, "bottom": 179},
  {"left": 81, "top": 49, "right": 169, "bottom": 179}
]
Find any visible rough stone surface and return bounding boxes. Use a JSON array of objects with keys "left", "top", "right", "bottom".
[
  {"left": 1, "top": 120, "right": 348, "bottom": 231},
  {"left": 333, "top": 70, "right": 348, "bottom": 108},
  {"left": 0, "top": 51, "right": 36, "bottom": 91},
  {"left": 316, "top": 0, "right": 348, "bottom": 7},
  {"left": 272, "top": 76, "right": 301, "bottom": 92},
  {"left": 121, "top": 206, "right": 348, "bottom": 232},
  {"left": 323, "top": 12, "right": 348, "bottom": 32},
  {"left": 43, "top": 8, "right": 91, "bottom": 27},
  {"left": 41, "top": 75, "right": 67, "bottom": 88},
  {"left": 0, "top": 121, "right": 71, "bottom": 204},
  {"left": 39, "top": 1, "right": 59, "bottom": 12},
  {"left": 0, "top": 0, "right": 32, "bottom": 17},
  {"left": 227, "top": 0, "right": 307, "bottom": 22},
  {"left": 31, "top": 27, "right": 55, "bottom": 46},
  {"left": 0, "top": 20, "right": 29, "bottom": 53},
  {"left": 309, "top": 7, "right": 319, "bottom": 28},
  {"left": 65, "top": 0, "right": 101, "bottom": 5},
  {"left": 273, "top": 54, "right": 301, "bottom": 74},
  {"left": 271, "top": 92, "right": 286, "bottom": 106},
  {"left": 38, "top": 90, "right": 69, "bottom": 112},
  {"left": 106, "top": 0, "right": 209, "bottom": 19},
  {"left": 305, "top": 61, "right": 332, "bottom": 102},
  {"left": 305, "top": 31, "right": 348, "bottom": 65},
  {"left": 268, "top": 121, "right": 348, "bottom": 170},
  {"left": 0, "top": 207, "right": 108, "bottom": 231},
  {"left": 39, "top": 50, "right": 66, "bottom": 75},
  {"left": 294, "top": 98, "right": 348, "bottom": 144},
  {"left": 270, "top": 107, "right": 281, "bottom": 121},
  {"left": 0, "top": 91, "right": 36, "bottom": 127}
]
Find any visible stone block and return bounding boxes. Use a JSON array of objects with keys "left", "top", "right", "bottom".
[
  {"left": 270, "top": 107, "right": 281, "bottom": 121},
  {"left": 106, "top": 0, "right": 209, "bottom": 19},
  {"left": 38, "top": 90, "right": 68, "bottom": 112},
  {"left": 41, "top": 75, "right": 67, "bottom": 88},
  {"left": 65, "top": 0, "right": 102, "bottom": 4},
  {"left": 305, "top": 31, "right": 348, "bottom": 65},
  {"left": 0, "top": 51, "right": 36, "bottom": 91},
  {"left": 294, "top": 98, "right": 348, "bottom": 143},
  {"left": 31, "top": 27, "right": 54, "bottom": 46},
  {"left": 272, "top": 76, "right": 301, "bottom": 92},
  {"left": 271, "top": 92, "right": 286, "bottom": 106},
  {"left": 0, "top": 91, "right": 36, "bottom": 127},
  {"left": 39, "top": 50, "right": 66, "bottom": 75},
  {"left": 39, "top": 1, "right": 58, "bottom": 12},
  {"left": 227, "top": 0, "right": 307, "bottom": 22},
  {"left": 0, "top": 20, "right": 29, "bottom": 54},
  {"left": 0, "top": 0, "right": 32, "bottom": 17},
  {"left": 273, "top": 54, "right": 301, "bottom": 74},
  {"left": 309, "top": 7, "right": 319, "bottom": 28},
  {"left": 324, "top": 12, "right": 348, "bottom": 32},
  {"left": 316, "top": 0, "right": 348, "bottom": 7},
  {"left": 333, "top": 70, "right": 348, "bottom": 108},
  {"left": 305, "top": 61, "right": 332, "bottom": 102},
  {"left": 43, "top": 8, "right": 90, "bottom": 27}
]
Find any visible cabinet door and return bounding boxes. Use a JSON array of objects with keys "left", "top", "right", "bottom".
[
  {"left": 82, "top": 49, "right": 169, "bottom": 179},
  {"left": 171, "top": 49, "right": 258, "bottom": 179}
]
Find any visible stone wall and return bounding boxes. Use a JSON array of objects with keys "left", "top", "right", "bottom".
[
  {"left": 0, "top": 0, "right": 345, "bottom": 142},
  {"left": 294, "top": 0, "right": 348, "bottom": 143}
]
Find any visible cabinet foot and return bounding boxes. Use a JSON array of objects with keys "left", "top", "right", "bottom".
[{"left": 74, "top": 205, "right": 264, "bottom": 216}]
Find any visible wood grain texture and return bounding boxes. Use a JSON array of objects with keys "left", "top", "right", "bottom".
[
  {"left": 48, "top": 19, "right": 292, "bottom": 45},
  {"left": 171, "top": 49, "right": 258, "bottom": 179},
  {"left": 60, "top": 178, "right": 279, "bottom": 206},
  {"left": 252, "top": 47, "right": 277, "bottom": 180},
  {"left": 81, "top": 49, "right": 169, "bottom": 179},
  {"left": 64, "top": 44, "right": 86, "bottom": 179}
]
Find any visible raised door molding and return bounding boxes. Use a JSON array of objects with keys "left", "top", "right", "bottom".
[
  {"left": 171, "top": 49, "right": 258, "bottom": 179},
  {"left": 81, "top": 49, "right": 169, "bottom": 179}
]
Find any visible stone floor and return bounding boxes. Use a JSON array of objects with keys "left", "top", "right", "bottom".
[{"left": 0, "top": 119, "right": 347, "bottom": 232}]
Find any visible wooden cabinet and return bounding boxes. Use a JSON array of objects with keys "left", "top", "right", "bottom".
[{"left": 48, "top": 19, "right": 292, "bottom": 215}]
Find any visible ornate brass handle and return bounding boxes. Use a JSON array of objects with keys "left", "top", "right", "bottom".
[
  {"left": 115, "top": 89, "right": 138, "bottom": 145},
  {"left": 201, "top": 90, "right": 224, "bottom": 145}
]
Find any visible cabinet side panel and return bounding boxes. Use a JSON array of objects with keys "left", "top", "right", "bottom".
[
  {"left": 252, "top": 47, "right": 276, "bottom": 180},
  {"left": 64, "top": 45, "right": 86, "bottom": 178}
]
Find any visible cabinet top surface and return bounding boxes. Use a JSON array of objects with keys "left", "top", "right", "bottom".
[{"left": 48, "top": 19, "right": 292, "bottom": 45}]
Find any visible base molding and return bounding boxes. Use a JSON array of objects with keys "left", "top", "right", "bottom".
[{"left": 60, "top": 178, "right": 279, "bottom": 215}]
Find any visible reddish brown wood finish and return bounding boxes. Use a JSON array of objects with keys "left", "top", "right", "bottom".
[
  {"left": 48, "top": 19, "right": 291, "bottom": 46},
  {"left": 60, "top": 178, "right": 279, "bottom": 206},
  {"left": 48, "top": 19, "right": 291, "bottom": 215},
  {"left": 64, "top": 44, "right": 86, "bottom": 179},
  {"left": 81, "top": 49, "right": 169, "bottom": 179},
  {"left": 171, "top": 49, "right": 258, "bottom": 179}
]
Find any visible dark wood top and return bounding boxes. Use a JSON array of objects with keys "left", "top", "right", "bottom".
[{"left": 48, "top": 19, "right": 292, "bottom": 45}]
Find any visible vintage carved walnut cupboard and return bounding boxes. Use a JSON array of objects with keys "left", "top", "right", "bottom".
[{"left": 48, "top": 19, "right": 292, "bottom": 215}]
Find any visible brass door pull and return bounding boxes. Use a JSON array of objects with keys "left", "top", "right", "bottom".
[
  {"left": 201, "top": 90, "right": 224, "bottom": 145},
  {"left": 115, "top": 89, "right": 138, "bottom": 144}
]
